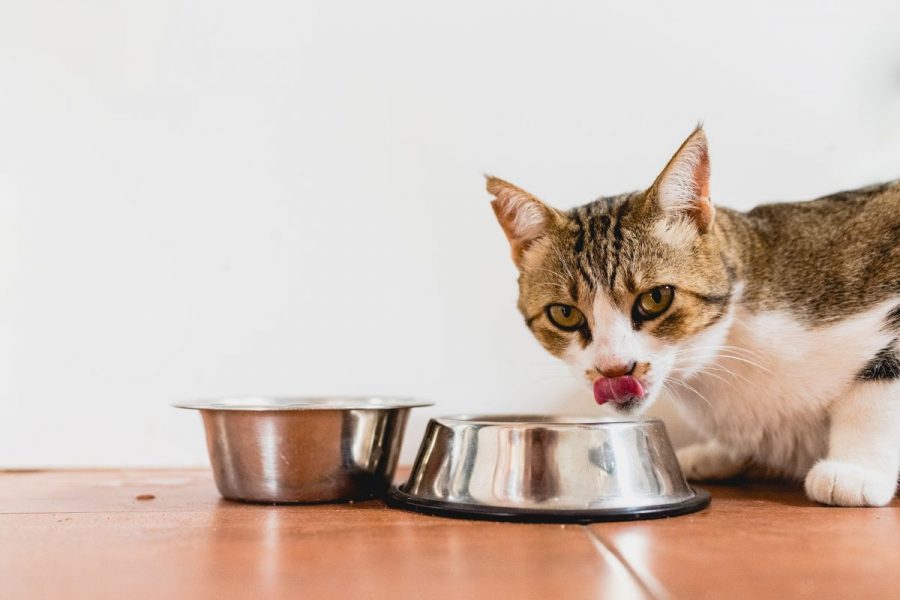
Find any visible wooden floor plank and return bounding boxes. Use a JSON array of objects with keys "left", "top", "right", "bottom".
[
  {"left": 3, "top": 470, "right": 898, "bottom": 600},
  {"left": 0, "top": 510, "right": 647, "bottom": 600},
  {"left": 0, "top": 469, "right": 218, "bottom": 514},
  {"left": 589, "top": 481, "right": 900, "bottom": 600}
]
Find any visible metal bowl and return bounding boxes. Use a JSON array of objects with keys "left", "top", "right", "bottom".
[
  {"left": 174, "top": 396, "right": 432, "bottom": 503},
  {"left": 389, "top": 415, "right": 709, "bottom": 522}
]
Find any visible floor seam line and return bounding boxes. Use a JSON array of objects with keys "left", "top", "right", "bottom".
[{"left": 582, "top": 526, "right": 670, "bottom": 600}]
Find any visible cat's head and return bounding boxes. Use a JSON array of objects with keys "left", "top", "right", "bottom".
[{"left": 489, "top": 127, "right": 734, "bottom": 414}]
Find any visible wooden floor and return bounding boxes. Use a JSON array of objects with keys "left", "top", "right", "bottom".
[{"left": 1, "top": 469, "right": 898, "bottom": 600}]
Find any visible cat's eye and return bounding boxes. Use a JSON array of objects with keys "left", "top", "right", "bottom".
[
  {"left": 545, "top": 304, "right": 586, "bottom": 331},
  {"left": 634, "top": 285, "right": 675, "bottom": 320}
]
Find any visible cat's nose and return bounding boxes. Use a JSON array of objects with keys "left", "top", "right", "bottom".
[{"left": 597, "top": 360, "right": 636, "bottom": 378}]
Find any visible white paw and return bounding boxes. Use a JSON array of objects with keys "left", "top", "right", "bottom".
[
  {"left": 804, "top": 460, "right": 898, "bottom": 507},
  {"left": 677, "top": 442, "right": 746, "bottom": 481}
]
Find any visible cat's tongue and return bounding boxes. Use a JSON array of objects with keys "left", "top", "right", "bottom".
[{"left": 593, "top": 376, "right": 645, "bottom": 405}]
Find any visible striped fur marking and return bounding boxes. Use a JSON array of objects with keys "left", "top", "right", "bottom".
[{"left": 857, "top": 341, "right": 900, "bottom": 381}]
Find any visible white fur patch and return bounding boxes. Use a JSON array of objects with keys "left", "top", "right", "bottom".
[
  {"left": 566, "top": 290, "right": 673, "bottom": 402},
  {"left": 652, "top": 215, "right": 697, "bottom": 251},
  {"left": 590, "top": 291, "right": 644, "bottom": 369},
  {"left": 670, "top": 300, "right": 899, "bottom": 480}
]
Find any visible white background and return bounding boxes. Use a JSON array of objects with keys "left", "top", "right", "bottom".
[{"left": 2, "top": 1, "right": 899, "bottom": 467}]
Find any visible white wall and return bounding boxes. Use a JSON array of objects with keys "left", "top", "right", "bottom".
[{"left": 2, "top": 0, "right": 899, "bottom": 467}]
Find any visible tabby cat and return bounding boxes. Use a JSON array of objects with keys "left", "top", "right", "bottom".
[{"left": 488, "top": 127, "right": 900, "bottom": 506}]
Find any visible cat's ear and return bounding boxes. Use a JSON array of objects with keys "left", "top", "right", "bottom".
[
  {"left": 487, "top": 176, "right": 562, "bottom": 267},
  {"left": 649, "top": 126, "right": 714, "bottom": 233}
]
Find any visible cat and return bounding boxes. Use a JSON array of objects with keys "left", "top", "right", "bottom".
[{"left": 487, "top": 126, "right": 900, "bottom": 507}]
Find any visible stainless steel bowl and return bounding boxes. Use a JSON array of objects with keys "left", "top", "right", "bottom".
[
  {"left": 389, "top": 415, "right": 709, "bottom": 522},
  {"left": 174, "top": 396, "right": 432, "bottom": 503}
]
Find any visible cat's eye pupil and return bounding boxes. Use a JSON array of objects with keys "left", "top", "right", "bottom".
[
  {"left": 633, "top": 285, "right": 675, "bottom": 322},
  {"left": 546, "top": 304, "right": 585, "bottom": 331}
]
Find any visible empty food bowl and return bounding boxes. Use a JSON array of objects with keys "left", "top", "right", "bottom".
[
  {"left": 175, "top": 396, "right": 432, "bottom": 503},
  {"left": 389, "top": 415, "right": 709, "bottom": 522}
]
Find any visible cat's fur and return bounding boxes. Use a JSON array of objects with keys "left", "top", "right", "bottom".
[{"left": 488, "top": 126, "right": 900, "bottom": 507}]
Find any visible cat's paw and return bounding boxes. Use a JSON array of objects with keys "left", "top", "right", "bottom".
[
  {"left": 676, "top": 441, "right": 747, "bottom": 481},
  {"left": 804, "top": 460, "right": 898, "bottom": 507}
]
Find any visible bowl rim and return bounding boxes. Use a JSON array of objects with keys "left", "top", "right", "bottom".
[
  {"left": 172, "top": 396, "right": 433, "bottom": 411},
  {"left": 433, "top": 414, "right": 663, "bottom": 426}
]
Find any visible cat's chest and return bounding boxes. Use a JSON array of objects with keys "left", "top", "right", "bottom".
[{"left": 675, "top": 302, "right": 895, "bottom": 474}]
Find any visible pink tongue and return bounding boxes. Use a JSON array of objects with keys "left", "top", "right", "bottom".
[{"left": 593, "top": 376, "right": 645, "bottom": 405}]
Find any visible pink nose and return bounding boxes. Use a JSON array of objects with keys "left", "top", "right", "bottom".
[{"left": 597, "top": 361, "right": 635, "bottom": 378}]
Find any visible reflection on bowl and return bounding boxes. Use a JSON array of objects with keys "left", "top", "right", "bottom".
[
  {"left": 389, "top": 415, "right": 709, "bottom": 522},
  {"left": 175, "top": 396, "right": 432, "bottom": 503}
]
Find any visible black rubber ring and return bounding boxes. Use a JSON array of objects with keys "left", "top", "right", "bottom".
[{"left": 386, "top": 485, "right": 711, "bottom": 524}]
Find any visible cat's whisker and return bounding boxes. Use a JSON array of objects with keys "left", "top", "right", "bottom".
[
  {"left": 697, "top": 362, "right": 755, "bottom": 386},
  {"left": 533, "top": 267, "right": 570, "bottom": 284},
  {"left": 678, "top": 343, "right": 769, "bottom": 359},
  {"left": 551, "top": 244, "right": 576, "bottom": 281},
  {"left": 532, "top": 282, "right": 571, "bottom": 293},
  {"left": 711, "top": 354, "right": 774, "bottom": 374},
  {"left": 672, "top": 346, "right": 774, "bottom": 374},
  {"left": 666, "top": 377, "right": 715, "bottom": 411},
  {"left": 689, "top": 366, "right": 740, "bottom": 392},
  {"left": 677, "top": 348, "right": 768, "bottom": 365},
  {"left": 660, "top": 386, "right": 684, "bottom": 411}
]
